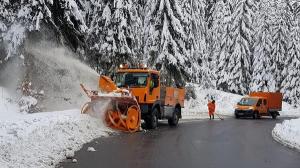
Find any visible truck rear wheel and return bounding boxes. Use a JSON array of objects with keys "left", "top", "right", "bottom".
[
  {"left": 145, "top": 108, "right": 158, "bottom": 129},
  {"left": 168, "top": 108, "right": 180, "bottom": 126}
]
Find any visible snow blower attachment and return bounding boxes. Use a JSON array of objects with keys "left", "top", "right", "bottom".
[{"left": 80, "top": 76, "right": 141, "bottom": 133}]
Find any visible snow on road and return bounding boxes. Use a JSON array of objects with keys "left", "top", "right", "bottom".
[
  {"left": 272, "top": 118, "right": 300, "bottom": 152},
  {"left": 0, "top": 87, "right": 112, "bottom": 168}
]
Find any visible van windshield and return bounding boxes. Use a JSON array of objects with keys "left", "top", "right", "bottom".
[
  {"left": 237, "top": 98, "right": 257, "bottom": 106},
  {"left": 115, "top": 73, "right": 148, "bottom": 88}
]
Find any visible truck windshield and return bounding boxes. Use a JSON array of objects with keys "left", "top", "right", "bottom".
[
  {"left": 237, "top": 98, "right": 258, "bottom": 106},
  {"left": 115, "top": 73, "right": 148, "bottom": 88}
]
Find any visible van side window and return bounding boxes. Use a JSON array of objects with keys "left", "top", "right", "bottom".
[
  {"left": 263, "top": 99, "right": 267, "bottom": 105},
  {"left": 257, "top": 99, "right": 262, "bottom": 106}
]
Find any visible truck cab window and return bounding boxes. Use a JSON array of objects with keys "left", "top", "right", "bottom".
[{"left": 151, "top": 73, "right": 159, "bottom": 88}]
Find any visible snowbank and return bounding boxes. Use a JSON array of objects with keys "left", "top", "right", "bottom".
[
  {"left": 0, "top": 87, "right": 19, "bottom": 118},
  {"left": 182, "top": 88, "right": 242, "bottom": 119},
  {"left": 272, "top": 118, "right": 300, "bottom": 151},
  {"left": 182, "top": 87, "right": 300, "bottom": 119},
  {"left": 0, "top": 109, "right": 111, "bottom": 168}
]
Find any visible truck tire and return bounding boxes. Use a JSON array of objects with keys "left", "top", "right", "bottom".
[
  {"left": 146, "top": 108, "right": 158, "bottom": 129},
  {"left": 235, "top": 114, "right": 240, "bottom": 119},
  {"left": 168, "top": 108, "right": 180, "bottom": 126}
]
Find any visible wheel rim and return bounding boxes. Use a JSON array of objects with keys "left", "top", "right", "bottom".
[
  {"left": 174, "top": 113, "right": 178, "bottom": 123},
  {"left": 152, "top": 115, "right": 157, "bottom": 127}
]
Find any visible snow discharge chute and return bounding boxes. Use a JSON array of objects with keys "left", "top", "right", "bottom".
[{"left": 80, "top": 76, "right": 141, "bottom": 133}]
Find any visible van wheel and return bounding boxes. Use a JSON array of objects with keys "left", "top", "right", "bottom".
[
  {"left": 168, "top": 108, "right": 180, "bottom": 126},
  {"left": 146, "top": 108, "right": 158, "bottom": 129},
  {"left": 253, "top": 111, "right": 259, "bottom": 119},
  {"left": 235, "top": 114, "right": 240, "bottom": 119},
  {"left": 271, "top": 113, "right": 277, "bottom": 119}
]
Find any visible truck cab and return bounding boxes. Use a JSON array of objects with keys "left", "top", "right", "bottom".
[
  {"left": 111, "top": 65, "right": 185, "bottom": 129},
  {"left": 235, "top": 92, "right": 282, "bottom": 119}
]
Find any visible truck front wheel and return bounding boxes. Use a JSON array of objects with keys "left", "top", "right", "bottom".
[
  {"left": 168, "top": 108, "right": 180, "bottom": 126},
  {"left": 253, "top": 111, "right": 260, "bottom": 119},
  {"left": 146, "top": 108, "right": 158, "bottom": 129}
]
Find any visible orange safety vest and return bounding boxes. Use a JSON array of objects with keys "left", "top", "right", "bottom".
[{"left": 207, "top": 102, "right": 216, "bottom": 115}]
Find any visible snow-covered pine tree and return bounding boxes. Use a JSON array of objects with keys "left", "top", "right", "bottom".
[
  {"left": 179, "top": 0, "right": 208, "bottom": 85},
  {"left": 213, "top": 0, "right": 233, "bottom": 91},
  {"left": 251, "top": 0, "right": 276, "bottom": 92},
  {"left": 281, "top": 0, "right": 300, "bottom": 106},
  {"left": 270, "top": 0, "right": 289, "bottom": 90},
  {"left": 131, "top": 0, "right": 144, "bottom": 63},
  {"left": 0, "top": 0, "right": 88, "bottom": 60},
  {"left": 204, "top": 0, "right": 216, "bottom": 29},
  {"left": 86, "top": 0, "right": 138, "bottom": 75},
  {"left": 144, "top": 0, "right": 193, "bottom": 87},
  {"left": 225, "top": 0, "right": 255, "bottom": 94},
  {"left": 192, "top": 0, "right": 212, "bottom": 88}
]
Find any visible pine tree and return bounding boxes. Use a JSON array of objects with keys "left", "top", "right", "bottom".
[
  {"left": 281, "top": 0, "right": 300, "bottom": 106},
  {"left": 270, "top": 0, "right": 289, "bottom": 90},
  {"left": 224, "top": 0, "right": 255, "bottom": 94},
  {"left": 86, "top": 0, "right": 138, "bottom": 75},
  {"left": 180, "top": 0, "right": 210, "bottom": 86},
  {"left": 144, "top": 0, "right": 193, "bottom": 86},
  {"left": 193, "top": 0, "right": 212, "bottom": 88},
  {"left": 213, "top": 0, "right": 233, "bottom": 91},
  {"left": 251, "top": 0, "right": 275, "bottom": 92}
]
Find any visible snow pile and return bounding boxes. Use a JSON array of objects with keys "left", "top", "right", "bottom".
[
  {"left": 182, "top": 86, "right": 300, "bottom": 119},
  {"left": 0, "top": 109, "right": 111, "bottom": 168},
  {"left": 272, "top": 118, "right": 300, "bottom": 151},
  {"left": 182, "top": 87, "right": 242, "bottom": 119},
  {"left": 18, "top": 96, "right": 38, "bottom": 113},
  {"left": 281, "top": 103, "right": 300, "bottom": 117},
  {"left": 0, "top": 87, "right": 19, "bottom": 118}
]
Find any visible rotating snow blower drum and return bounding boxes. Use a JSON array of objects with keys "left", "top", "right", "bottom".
[{"left": 80, "top": 80, "right": 141, "bottom": 132}]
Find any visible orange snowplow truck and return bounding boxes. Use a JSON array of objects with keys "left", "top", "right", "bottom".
[
  {"left": 235, "top": 92, "right": 283, "bottom": 119},
  {"left": 99, "top": 65, "right": 185, "bottom": 129}
]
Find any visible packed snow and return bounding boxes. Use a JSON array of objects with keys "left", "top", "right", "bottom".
[
  {"left": 0, "top": 87, "right": 112, "bottom": 168},
  {"left": 272, "top": 118, "right": 300, "bottom": 151}
]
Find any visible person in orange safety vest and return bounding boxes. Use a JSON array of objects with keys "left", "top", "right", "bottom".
[{"left": 207, "top": 100, "right": 216, "bottom": 120}]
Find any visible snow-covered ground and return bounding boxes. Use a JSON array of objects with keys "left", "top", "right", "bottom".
[
  {"left": 182, "top": 86, "right": 300, "bottom": 119},
  {"left": 1, "top": 85, "right": 300, "bottom": 168},
  {"left": 272, "top": 118, "right": 300, "bottom": 151},
  {"left": 182, "top": 88, "right": 241, "bottom": 119},
  {"left": 0, "top": 87, "right": 111, "bottom": 168}
]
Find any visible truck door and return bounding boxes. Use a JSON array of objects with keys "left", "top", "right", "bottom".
[
  {"left": 147, "top": 73, "right": 160, "bottom": 103},
  {"left": 261, "top": 99, "right": 268, "bottom": 114},
  {"left": 256, "top": 99, "right": 263, "bottom": 114}
]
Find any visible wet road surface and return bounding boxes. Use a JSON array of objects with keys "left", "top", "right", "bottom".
[{"left": 59, "top": 118, "right": 300, "bottom": 168}]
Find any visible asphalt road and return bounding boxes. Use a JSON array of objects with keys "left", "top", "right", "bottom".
[{"left": 59, "top": 117, "right": 300, "bottom": 168}]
